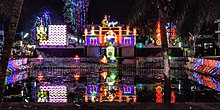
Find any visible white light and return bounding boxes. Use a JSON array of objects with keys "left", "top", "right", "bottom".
[
  {"left": 179, "top": 42, "right": 182, "bottom": 47},
  {"left": 39, "top": 25, "right": 67, "bottom": 46},
  {"left": 23, "top": 33, "right": 29, "bottom": 38}
]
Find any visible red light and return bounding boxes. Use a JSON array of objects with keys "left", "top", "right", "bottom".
[
  {"left": 171, "top": 91, "right": 176, "bottom": 103},
  {"left": 156, "top": 21, "right": 161, "bottom": 45},
  {"left": 156, "top": 86, "right": 163, "bottom": 103},
  {"left": 156, "top": 92, "right": 162, "bottom": 97},
  {"left": 37, "top": 55, "right": 44, "bottom": 60},
  {"left": 156, "top": 97, "right": 163, "bottom": 103},
  {"left": 156, "top": 86, "right": 162, "bottom": 93}
]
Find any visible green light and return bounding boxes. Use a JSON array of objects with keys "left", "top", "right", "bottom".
[
  {"left": 168, "top": 55, "right": 172, "bottom": 60},
  {"left": 136, "top": 43, "right": 142, "bottom": 48},
  {"left": 110, "top": 55, "right": 116, "bottom": 60},
  {"left": 110, "top": 74, "right": 116, "bottom": 80}
]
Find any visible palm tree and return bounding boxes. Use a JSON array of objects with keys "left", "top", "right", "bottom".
[
  {"left": 129, "top": 0, "right": 220, "bottom": 104},
  {"left": 0, "top": 0, "right": 24, "bottom": 103}
]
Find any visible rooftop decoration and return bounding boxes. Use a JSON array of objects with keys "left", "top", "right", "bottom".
[{"left": 85, "top": 16, "right": 136, "bottom": 47}]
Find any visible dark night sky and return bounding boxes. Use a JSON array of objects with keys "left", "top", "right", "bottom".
[{"left": 18, "top": 0, "right": 134, "bottom": 32}]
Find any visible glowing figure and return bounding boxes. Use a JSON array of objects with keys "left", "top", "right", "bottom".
[
  {"left": 101, "top": 71, "right": 108, "bottom": 79},
  {"left": 100, "top": 56, "right": 108, "bottom": 64},
  {"left": 126, "top": 96, "right": 130, "bottom": 103},
  {"left": 108, "top": 21, "right": 118, "bottom": 27},
  {"left": 118, "top": 89, "right": 122, "bottom": 102},
  {"left": 74, "top": 73, "right": 80, "bottom": 80},
  {"left": 38, "top": 75, "right": 43, "bottom": 81},
  {"left": 36, "top": 24, "right": 47, "bottom": 41},
  {"left": 101, "top": 15, "right": 108, "bottom": 27},
  {"left": 110, "top": 73, "right": 116, "bottom": 80},
  {"left": 85, "top": 95, "right": 88, "bottom": 102},
  {"left": 37, "top": 55, "right": 44, "bottom": 62},
  {"left": 74, "top": 55, "right": 80, "bottom": 63}
]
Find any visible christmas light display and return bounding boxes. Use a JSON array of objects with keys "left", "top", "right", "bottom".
[
  {"left": 6, "top": 59, "right": 29, "bottom": 72},
  {"left": 73, "top": 55, "right": 80, "bottom": 63},
  {"left": 155, "top": 85, "right": 163, "bottom": 103},
  {"left": 86, "top": 85, "right": 98, "bottom": 102},
  {"left": 101, "top": 71, "right": 108, "bottom": 79},
  {"left": 37, "top": 55, "right": 44, "bottom": 62},
  {"left": 40, "top": 85, "right": 67, "bottom": 102},
  {"left": 86, "top": 85, "right": 98, "bottom": 95},
  {"left": 85, "top": 16, "right": 136, "bottom": 47},
  {"left": 123, "top": 86, "right": 135, "bottom": 95},
  {"left": 5, "top": 71, "right": 28, "bottom": 85},
  {"left": 110, "top": 55, "right": 117, "bottom": 63},
  {"left": 110, "top": 73, "right": 116, "bottom": 80},
  {"left": 156, "top": 21, "right": 162, "bottom": 45},
  {"left": 171, "top": 91, "right": 176, "bottom": 103},
  {"left": 32, "top": 12, "right": 51, "bottom": 45},
  {"left": 74, "top": 73, "right": 80, "bottom": 80},
  {"left": 63, "top": 0, "right": 89, "bottom": 34},
  {"left": 36, "top": 23, "right": 47, "bottom": 41},
  {"left": 39, "top": 25, "right": 67, "bottom": 46},
  {"left": 106, "top": 46, "right": 115, "bottom": 58},
  {"left": 166, "top": 23, "right": 179, "bottom": 45},
  {"left": 100, "top": 56, "right": 108, "bottom": 64},
  {"left": 193, "top": 72, "right": 220, "bottom": 92},
  {"left": 37, "top": 90, "right": 49, "bottom": 102}
]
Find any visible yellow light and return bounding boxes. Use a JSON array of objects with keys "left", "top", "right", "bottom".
[
  {"left": 84, "top": 28, "right": 88, "bottom": 36},
  {"left": 100, "top": 56, "right": 108, "bottom": 64},
  {"left": 133, "top": 96, "right": 136, "bottom": 103},
  {"left": 126, "top": 25, "right": 130, "bottom": 35},
  {"left": 91, "top": 26, "right": 95, "bottom": 35},
  {"left": 109, "top": 94, "right": 114, "bottom": 102},
  {"left": 126, "top": 96, "right": 130, "bottom": 103},
  {"left": 133, "top": 28, "right": 137, "bottom": 35},
  {"left": 85, "top": 95, "right": 88, "bottom": 103}
]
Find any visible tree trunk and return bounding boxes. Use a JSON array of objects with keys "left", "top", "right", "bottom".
[
  {"left": 161, "top": 20, "right": 171, "bottom": 105},
  {"left": 0, "top": 0, "right": 24, "bottom": 103}
]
